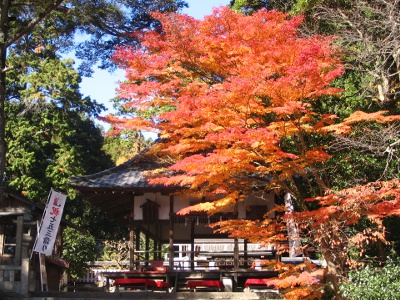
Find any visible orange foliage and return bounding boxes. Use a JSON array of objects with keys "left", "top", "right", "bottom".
[
  {"left": 107, "top": 6, "right": 400, "bottom": 299},
  {"left": 321, "top": 110, "right": 400, "bottom": 135},
  {"left": 98, "top": 115, "right": 156, "bottom": 135},
  {"left": 246, "top": 261, "right": 326, "bottom": 300},
  {"left": 297, "top": 179, "right": 400, "bottom": 269},
  {"left": 110, "top": 7, "right": 344, "bottom": 201}
]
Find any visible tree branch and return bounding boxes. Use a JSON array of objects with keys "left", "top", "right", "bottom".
[{"left": 6, "top": 0, "right": 65, "bottom": 48}]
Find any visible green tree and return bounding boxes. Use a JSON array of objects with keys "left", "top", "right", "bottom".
[
  {"left": 5, "top": 92, "right": 124, "bottom": 276},
  {"left": 293, "top": 0, "right": 400, "bottom": 108},
  {"left": 230, "top": 0, "right": 269, "bottom": 14},
  {"left": 292, "top": 0, "right": 400, "bottom": 263},
  {"left": 62, "top": 227, "right": 98, "bottom": 278},
  {"left": 5, "top": 80, "right": 112, "bottom": 200},
  {"left": 0, "top": 0, "right": 188, "bottom": 203},
  {"left": 102, "top": 129, "right": 151, "bottom": 165},
  {"left": 4, "top": 56, "right": 135, "bottom": 273},
  {"left": 1, "top": 0, "right": 186, "bottom": 277},
  {"left": 229, "top": 0, "right": 296, "bottom": 13}
]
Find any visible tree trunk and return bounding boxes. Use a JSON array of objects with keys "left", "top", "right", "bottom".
[
  {"left": 0, "top": 59, "right": 6, "bottom": 204},
  {"left": 320, "top": 239, "right": 345, "bottom": 300},
  {"left": 0, "top": 0, "right": 11, "bottom": 203}
]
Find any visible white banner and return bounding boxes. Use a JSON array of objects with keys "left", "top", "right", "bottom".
[{"left": 33, "top": 189, "right": 67, "bottom": 255}]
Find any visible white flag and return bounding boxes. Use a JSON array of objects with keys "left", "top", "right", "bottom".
[{"left": 33, "top": 189, "right": 67, "bottom": 255}]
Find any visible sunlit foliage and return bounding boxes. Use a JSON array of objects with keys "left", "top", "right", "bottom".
[{"left": 106, "top": 7, "right": 400, "bottom": 299}]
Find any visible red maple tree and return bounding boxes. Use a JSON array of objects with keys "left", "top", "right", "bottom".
[{"left": 104, "top": 7, "right": 400, "bottom": 299}]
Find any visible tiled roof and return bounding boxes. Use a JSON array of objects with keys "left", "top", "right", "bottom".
[
  {"left": 69, "top": 151, "right": 167, "bottom": 190},
  {"left": 69, "top": 150, "right": 178, "bottom": 224}
]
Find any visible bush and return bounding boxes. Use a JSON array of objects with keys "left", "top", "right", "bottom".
[
  {"left": 340, "top": 257, "right": 400, "bottom": 300},
  {"left": 62, "top": 227, "right": 98, "bottom": 278}
]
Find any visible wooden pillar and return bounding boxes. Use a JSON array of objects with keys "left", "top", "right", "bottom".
[
  {"left": 155, "top": 223, "right": 162, "bottom": 260},
  {"left": 152, "top": 239, "right": 156, "bottom": 261},
  {"left": 135, "top": 228, "right": 141, "bottom": 270},
  {"left": 20, "top": 244, "right": 30, "bottom": 295},
  {"left": 190, "top": 219, "right": 195, "bottom": 270},
  {"left": 154, "top": 225, "right": 157, "bottom": 260},
  {"left": 19, "top": 215, "right": 29, "bottom": 295},
  {"left": 157, "top": 241, "right": 162, "bottom": 260},
  {"left": 129, "top": 227, "right": 135, "bottom": 271},
  {"left": 244, "top": 239, "right": 248, "bottom": 268},
  {"left": 129, "top": 195, "right": 135, "bottom": 271},
  {"left": 233, "top": 237, "right": 239, "bottom": 292},
  {"left": 233, "top": 203, "right": 239, "bottom": 291},
  {"left": 169, "top": 196, "right": 175, "bottom": 270},
  {"left": 15, "top": 216, "right": 23, "bottom": 265},
  {"left": 145, "top": 233, "right": 150, "bottom": 266}
]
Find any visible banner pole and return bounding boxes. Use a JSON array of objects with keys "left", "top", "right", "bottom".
[{"left": 39, "top": 253, "right": 48, "bottom": 291}]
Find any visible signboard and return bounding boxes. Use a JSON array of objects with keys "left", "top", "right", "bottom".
[{"left": 33, "top": 189, "right": 67, "bottom": 255}]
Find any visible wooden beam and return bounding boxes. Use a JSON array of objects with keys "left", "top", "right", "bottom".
[{"left": 0, "top": 208, "right": 30, "bottom": 216}]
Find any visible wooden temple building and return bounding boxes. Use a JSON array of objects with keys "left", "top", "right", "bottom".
[
  {"left": 0, "top": 191, "right": 70, "bottom": 296},
  {"left": 69, "top": 150, "right": 282, "bottom": 292}
]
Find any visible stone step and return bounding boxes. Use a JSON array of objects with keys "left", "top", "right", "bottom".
[{"left": 28, "top": 291, "right": 282, "bottom": 300}]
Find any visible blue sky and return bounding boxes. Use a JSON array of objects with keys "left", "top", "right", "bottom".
[
  {"left": 80, "top": 0, "right": 231, "bottom": 130},
  {"left": 182, "top": 0, "right": 231, "bottom": 19}
]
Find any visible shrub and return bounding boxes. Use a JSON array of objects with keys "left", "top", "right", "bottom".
[{"left": 340, "top": 257, "right": 400, "bottom": 300}]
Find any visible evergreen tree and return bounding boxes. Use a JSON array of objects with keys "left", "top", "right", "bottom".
[
  {"left": 0, "top": 0, "right": 186, "bottom": 275},
  {"left": 103, "top": 129, "right": 152, "bottom": 165},
  {"left": 229, "top": 0, "right": 296, "bottom": 13},
  {"left": 0, "top": 0, "right": 188, "bottom": 202}
]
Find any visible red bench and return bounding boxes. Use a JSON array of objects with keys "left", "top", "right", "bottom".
[
  {"left": 186, "top": 280, "right": 224, "bottom": 292},
  {"left": 114, "top": 278, "right": 171, "bottom": 292},
  {"left": 244, "top": 278, "right": 279, "bottom": 293}
]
